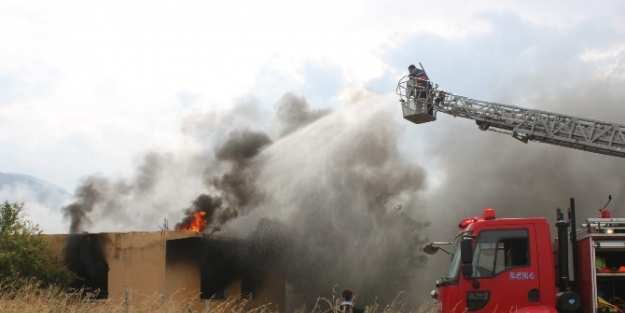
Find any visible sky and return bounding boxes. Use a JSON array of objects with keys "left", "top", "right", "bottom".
[
  {"left": 2, "top": 0, "right": 623, "bottom": 191},
  {"left": 3, "top": 0, "right": 625, "bottom": 305},
  {"left": 0, "top": 1, "right": 622, "bottom": 215}
]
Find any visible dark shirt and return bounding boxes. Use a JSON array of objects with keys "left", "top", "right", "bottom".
[
  {"left": 339, "top": 301, "right": 364, "bottom": 313},
  {"left": 409, "top": 68, "right": 426, "bottom": 78},
  {"left": 409, "top": 68, "right": 430, "bottom": 88}
]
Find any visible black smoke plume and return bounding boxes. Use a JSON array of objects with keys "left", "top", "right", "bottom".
[
  {"left": 175, "top": 194, "right": 222, "bottom": 232},
  {"left": 60, "top": 93, "right": 430, "bottom": 308},
  {"left": 176, "top": 129, "right": 272, "bottom": 232},
  {"left": 62, "top": 176, "right": 106, "bottom": 234},
  {"left": 61, "top": 152, "right": 172, "bottom": 233}
]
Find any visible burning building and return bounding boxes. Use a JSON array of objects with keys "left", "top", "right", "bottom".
[
  {"left": 43, "top": 231, "right": 286, "bottom": 311},
  {"left": 52, "top": 95, "right": 434, "bottom": 309}
]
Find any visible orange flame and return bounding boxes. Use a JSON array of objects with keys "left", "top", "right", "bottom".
[{"left": 176, "top": 211, "right": 208, "bottom": 232}]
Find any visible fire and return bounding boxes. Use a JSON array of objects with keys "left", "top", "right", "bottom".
[{"left": 176, "top": 211, "right": 208, "bottom": 232}]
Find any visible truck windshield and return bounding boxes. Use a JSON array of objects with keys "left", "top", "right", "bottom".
[{"left": 442, "top": 232, "right": 469, "bottom": 280}]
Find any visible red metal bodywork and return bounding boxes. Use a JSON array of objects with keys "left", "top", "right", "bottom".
[
  {"left": 574, "top": 233, "right": 625, "bottom": 312},
  {"left": 434, "top": 215, "right": 558, "bottom": 313}
]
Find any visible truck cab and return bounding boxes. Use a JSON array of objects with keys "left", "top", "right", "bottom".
[{"left": 429, "top": 209, "right": 558, "bottom": 312}]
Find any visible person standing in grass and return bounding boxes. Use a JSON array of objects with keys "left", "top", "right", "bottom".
[{"left": 338, "top": 289, "right": 364, "bottom": 313}]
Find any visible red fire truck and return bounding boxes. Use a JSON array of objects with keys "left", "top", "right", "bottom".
[
  {"left": 396, "top": 68, "right": 625, "bottom": 312},
  {"left": 423, "top": 202, "right": 625, "bottom": 313}
]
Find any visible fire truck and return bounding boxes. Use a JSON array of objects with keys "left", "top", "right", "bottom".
[{"left": 396, "top": 66, "right": 625, "bottom": 312}]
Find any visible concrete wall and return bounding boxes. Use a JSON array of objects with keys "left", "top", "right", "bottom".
[{"left": 43, "top": 231, "right": 285, "bottom": 311}]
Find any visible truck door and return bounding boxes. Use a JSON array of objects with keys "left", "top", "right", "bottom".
[{"left": 460, "top": 227, "right": 540, "bottom": 312}]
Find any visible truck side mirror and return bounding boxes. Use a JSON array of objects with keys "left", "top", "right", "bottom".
[
  {"left": 423, "top": 244, "right": 440, "bottom": 255},
  {"left": 460, "top": 238, "right": 474, "bottom": 276},
  {"left": 460, "top": 238, "right": 473, "bottom": 263},
  {"left": 460, "top": 238, "right": 473, "bottom": 277}
]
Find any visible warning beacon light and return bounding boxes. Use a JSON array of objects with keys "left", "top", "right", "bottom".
[{"left": 483, "top": 208, "right": 496, "bottom": 220}]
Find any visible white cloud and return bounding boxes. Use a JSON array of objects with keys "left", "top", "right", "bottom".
[
  {"left": 580, "top": 45, "right": 625, "bottom": 61},
  {"left": 0, "top": 0, "right": 624, "bottom": 227}
]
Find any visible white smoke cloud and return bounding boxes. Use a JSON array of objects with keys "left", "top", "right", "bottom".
[{"left": 0, "top": 182, "right": 70, "bottom": 233}]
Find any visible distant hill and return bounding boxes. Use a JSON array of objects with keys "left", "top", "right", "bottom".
[{"left": 0, "top": 172, "right": 73, "bottom": 211}]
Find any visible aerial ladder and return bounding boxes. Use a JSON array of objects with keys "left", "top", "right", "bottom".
[{"left": 396, "top": 71, "right": 625, "bottom": 158}]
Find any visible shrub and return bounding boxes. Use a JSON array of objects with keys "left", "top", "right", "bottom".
[{"left": 0, "top": 201, "right": 76, "bottom": 289}]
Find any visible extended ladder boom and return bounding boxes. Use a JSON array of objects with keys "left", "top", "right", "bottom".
[{"left": 397, "top": 76, "right": 625, "bottom": 158}]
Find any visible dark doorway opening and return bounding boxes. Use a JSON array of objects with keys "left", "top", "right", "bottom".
[{"left": 63, "top": 234, "right": 109, "bottom": 299}]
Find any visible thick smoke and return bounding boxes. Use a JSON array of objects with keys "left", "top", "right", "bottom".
[
  {"left": 175, "top": 194, "right": 222, "bottom": 232},
  {"left": 424, "top": 76, "right": 625, "bottom": 229},
  {"left": 229, "top": 95, "right": 429, "bottom": 307},
  {"left": 58, "top": 57, "right": 625, "bottom": 309},
  {"left": 61, "top": 152, "right": 176, "bottom": 234},
  {"left": 414, "top": 73, "right": 625, "bottom": 295},
  {"left": 275, "top": 93, "right": 331, "bottom": 137},
  {"left": 62, "top": 176, "right": 106, "bottom": 234},
  {"left": 176, "top": 129, "right": 272, "bottom": 232},
  {"left": 58, "top": 72, "right": 625, "bottom": 307},
  {"left": 60, "top": 91, "right": 430, "bottom": 307},
  {"left": 211, "top": 129, "right": 272, "bottom": 213}
]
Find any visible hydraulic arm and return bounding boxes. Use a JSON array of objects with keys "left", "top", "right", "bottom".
[{"left": 397, "top": 76, "right": 625, "bottom": 158}]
